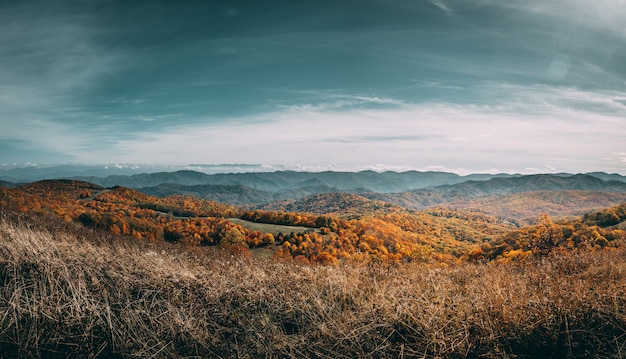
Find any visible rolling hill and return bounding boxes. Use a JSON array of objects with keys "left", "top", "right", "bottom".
[
  {"left": 365, "top": 174, "right": 626, "bottom": 210},
  {"left": 79, "top": 172, "right": 626, "bottom": 212},
  {"left": 0, "top": 179, "right": 517, "bottom": 263},
  {"left": 257, "top": 192, "right": 407, "bottom": 218}
]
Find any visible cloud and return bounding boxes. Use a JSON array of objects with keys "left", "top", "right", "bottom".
[
  {"left": 325, "top": 135, "right": 430, "bottom": 143},
  {"left": 429, "top": 0, "right": 453, "bottom": 16},
  {"left": 3, "top": 77, "right": 623, "bottom": 174},
  {"left": 277, "top": 93, "right": 406, "bottom": 112},
  {"left": 475, "top": 82, "right": 626, "bottom": 116},
  {"left": 1, "top": 1, "right": 623, "bottom": 175},
  {"left": 472, "top": 0, "right": 626, "bottom": 33},
  {"left": 413, "top": 81, "right": 464, "bottom": 91},
  {"left": 85, "top": 83, "right": 626, "bottom": 174},
  {"left": 0, "top": 1, "right": 123, "bottom": 160}
]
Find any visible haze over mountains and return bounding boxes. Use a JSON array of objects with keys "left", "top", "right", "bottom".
[
  {"left": 366, "top": 174, "right": 626, "bottom": 206},
  {"left": 2, "top": 166, "right": 625, "bottom": 200},
  {"left": 81, "top": 170, "right": 626, "bottom": 201},
  {"left": 3, "top": 166, "right": 626, "bottom": 224},
  {"left": 0, "top": 164, "right": 288, "bottom": 183},
  {"left": 70, "top": 169, "right": 516, "bottom": 192}
]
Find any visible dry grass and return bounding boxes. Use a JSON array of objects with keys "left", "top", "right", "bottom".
[{"left": 1, "top": 210, "right": 625, "bottom": 358}]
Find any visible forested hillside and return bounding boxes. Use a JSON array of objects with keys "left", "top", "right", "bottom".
[{"left": 2, "top": 179, "right": 625, "bottom": 265}]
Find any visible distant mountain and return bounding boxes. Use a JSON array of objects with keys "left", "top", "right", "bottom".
[
  {"left": 75, "top": 169, "right": 474, "bottom": 192},
  {"left": 0, "top": 163, "right": 292, "bottom": 183},
  {"left": 365, "top": 174, "right": 626, "bottom": 210},
  {"left": 586, "top": 172, "right": 626, "bottom": 183},
  {"left": 3, "top": 163, "right": 624, "bottom": 187},
  {"left": 433, "top": 174, "right": 626, "bottom": 196},
  {"left": 83, "top": 171, "right": 626, "bottom": 209},
  {"left": 0, "top": 165, "right": 169, "bottom": 183},
  {"left": 0, "top": 180, "right": 17, "bottom": 188},
  {"left": 5, "top": 168, "right": 623, "bottom": 212}
]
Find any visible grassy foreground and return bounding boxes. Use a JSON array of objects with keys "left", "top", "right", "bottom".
[{"left": 1, "top": 212, "right": 625, "bottom": 358}]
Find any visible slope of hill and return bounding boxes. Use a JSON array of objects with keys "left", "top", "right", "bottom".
[
  {"left": 474, "top": 202, "right": 626, "bottom": 262},
  {"left": 582, "top": 201, "right": 626, "bottom": 228}
]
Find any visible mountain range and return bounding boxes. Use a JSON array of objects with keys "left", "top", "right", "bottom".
[
  {"left": 85, "top": 171, "right": 626, "bottom": 210},
  {"left": 70, "top": 170, "right": 522, "bottom": 192},
  {"left": 3, "top": 168, "right": 626, "bottom": 224},
  {"left": 364, "top": 174, "right": 626, "bottom": 208}
]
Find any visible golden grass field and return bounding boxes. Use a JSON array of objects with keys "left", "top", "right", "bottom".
[{"left": 1, "top": 210, "right": 625, "bottom": 358}]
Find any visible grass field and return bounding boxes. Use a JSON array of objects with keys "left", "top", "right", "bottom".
[
  {"left": 227, "top": 217, "right": 319, "bottom": 235},
  {"left": 1, "top": 211, "right": 625, "bottom": 358}
]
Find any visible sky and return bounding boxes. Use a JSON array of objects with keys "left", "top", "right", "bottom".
[{"left": 1, "top": 0, "right": 626, "bottom": 175}]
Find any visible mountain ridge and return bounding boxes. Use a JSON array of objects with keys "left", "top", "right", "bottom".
[
  {"left": 63, "top": 170, "right": 625, "bottom": 194},
  {"left": 71, "top": 169, "right": 472, "bottom": 192},
  {"left": 365, "top": 174, "right": 626, "bottom": 209}
]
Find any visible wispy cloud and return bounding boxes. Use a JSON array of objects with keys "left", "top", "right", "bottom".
[
  {"left": 0, "top": 2, "right": 123, "bottom": 160},
  {"left": 487, "top": 0, "right": 626, "bottom": 35},
  {"left": 429, "top": 0, "right": 453, "bottom": 16},
  {"left": 1, "top": 1, "right": 624, "bottom": 174},
  {"left": 277, "top": 93, "right": 406, "bottom": 112},
  {"left": 82, "top": 83, "right": 626, "bottom": 174},
  {"left": 474, "top": 82, "right": 626, "bottom": 116}
]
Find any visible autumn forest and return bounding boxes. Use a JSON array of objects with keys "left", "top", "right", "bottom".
[{"left": 2, "top": 175, "right": 625, "bottom": 265}]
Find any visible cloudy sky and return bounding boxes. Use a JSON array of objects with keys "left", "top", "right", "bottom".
[{"left": 1, "top": 0, "right": 625, "bottom": 174}]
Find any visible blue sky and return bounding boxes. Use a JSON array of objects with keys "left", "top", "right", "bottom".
[{"left": 1, "top": 0, "right": 625, "bottom": 174}]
